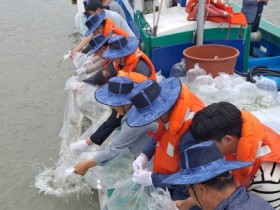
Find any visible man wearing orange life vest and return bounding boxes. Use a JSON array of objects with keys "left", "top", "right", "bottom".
[
  {"left": 190, "top": 102, "right": 280, "bottom": 209},
  {"left": 126, "top": 78, "right": 205, "bottom": 201},
  {"left": 102, "top": 35, "right": 157, "bottom": 81},
  {"left": 71, "top": 7, "right": 131, "bottom": 56}
]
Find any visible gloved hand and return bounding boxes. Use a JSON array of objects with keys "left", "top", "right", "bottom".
[
  {"left": 75, "top": 68, "right": 86, "bottom": 75},
  {"left": 132, "top": 153, "right": 148, "bottom": 172},
  {"left": 133, "top": 170, "right": 153, "bottom": 187},
  {"left": 70, "top": 140, "right": 89, "bottom": 152}
]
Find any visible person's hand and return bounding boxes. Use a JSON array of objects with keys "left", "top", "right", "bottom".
[
  {"left": 74, "top": 159, "right": 94, "bottom": 176},
  {"left": 70, "top": 140, "right": 90, "bottom": 152},
  {"left": 132, "top": 153, "right": 148, "bottom": 172},
  {"left": 175, "top": 197, "right": 196, "bottom": 210},
  {"left": 133, "top": 170, "right": 153, "bottom": 186},
  {"left": 75, "top": 68, "right": 86, "bottom": 75}
]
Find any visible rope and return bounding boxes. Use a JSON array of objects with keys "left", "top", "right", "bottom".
[{"left": 234, "top": 66, "right": 280, "bottom": 91}]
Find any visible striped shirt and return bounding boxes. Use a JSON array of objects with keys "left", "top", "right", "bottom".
[{"left": 247, "top": 162, "right": 280, "bottom": 209}]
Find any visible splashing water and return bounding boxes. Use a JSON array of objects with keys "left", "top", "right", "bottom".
[{"left": 35, "top": 139, "right": 92, "bottom": 197}]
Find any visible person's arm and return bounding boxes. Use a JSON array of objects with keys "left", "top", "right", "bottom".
[
  {"left": 89, "top": 109, "right": 122, "bottom": 145},
  {"left": 141, "top": 137, "right": 156, "bottom": 160},
  {"left": 71, "top": 34, "right": 94, "bottom": 56},
  {"left": 94, "top": 120, "right": 154, "bottom": 165}
]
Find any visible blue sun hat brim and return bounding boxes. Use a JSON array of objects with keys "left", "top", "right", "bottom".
[
  {"left": 102, "top": 36, "right": 139, "bottom": 59},
  {"left": 94, "top": 76, "right": 137, "bottom": 106},
  {"left": 87, "top": 32, "right": 112, "bottom": 57},
  {"left": 85, "top": 11, "right": 105, "bottom": 37},
  {"left": 127, "top": 77, "right": 182, "bottom": 127},
  {"left": 163, "top": 159, "right": 252, "bottom": 185},
  {"left": 163, "top": 141, "right": 253, "bottom": 185}
]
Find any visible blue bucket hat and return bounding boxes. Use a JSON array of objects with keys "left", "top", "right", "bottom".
[
  {"left": 87, "top": 32, "right": 112, "bottom": 56},
  {"left": 102, "top": 35, "right": 139, "bottom": 59},
  {"left": 163, "top": 141, "right": 253, "bottom": 185},
  {"left": 95, "top": 76, "right": 136, "bottom": 106},
  {"left": 85, "top": 10, "right": 105, "bottom": 37},
  {"left": 126, "top": 77, "right": 182, "bottom": 127}
]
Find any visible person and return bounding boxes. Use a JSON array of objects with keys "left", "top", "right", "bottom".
[
  {"left": 190, "top": 102, "right": 280, "bottom": 209},
  {"left": 73, "top": 76, "right": 157, "bottom": 175},
  {"left": 163, "top": 140, "right": 273, "bottom": 210},
  {"left": 75, "top": 33, "right": 112, "bottom": 75},
  {"left": 100, "top": 0, "right": 126, "bottom": 20},
  {"left": 71, "top": 0, "right": 134, "bottom": 55},
  {"left": 126, "top": 77, "right": 205, "bottom": 201},
  {"left": 102, "top": 35, "right": 157, "bottom": 80},
  {"left": 242, "top": 0, "right": 269, "bottom": 57},
  {"left": 70, "top": 65, "right": 122, "bottom": 152}
]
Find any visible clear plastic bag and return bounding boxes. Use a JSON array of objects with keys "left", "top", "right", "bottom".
[
  {"left": 232, "top": 74, "right": 246, "bottom": 87},
  {"left": 74, "top": 12, "right": 87, "bottom": 38},
  {"left": 156, "top": 70, "right": 166, "bottom": 82},
  {"left": 72, "top": 52, "right": 88, "bottom": 69},
  {"left": 76, "top": 83, "right": 110, "bottom": 121},
  {"left": 190, "top": 74, "right": 214, "bottom": 92},
  {"left": 103, "top": 178, "right": 155, "bottom": 210},
  {"left": 59, "top": 84, "right": 83, "bottom": 139},
  {"left": 78, "top": 148, "right": 134, "bottom": 190},
  {"left": 148, "top": 188, "right": 178, "bottom": 210},
  {"left": 213, "top": 73, "right": 234, "bottom": 90},
  {"left": 186, "top": 63, "right": 206, "bottom": 88},
  {"left": 169, "top": 59, "right": 186, "bottom": 78},
  {"left": 235, "top": 82, "right": 258, "bottom": 111},
  {"left": 255, "top": 77, "right": 278, "bottom": 108},
  {"left": 196, "top": 84, "right": 220, "bottom": 106},
  {"left": 220, "top": 87, "right": 241, "bottom": 109}
]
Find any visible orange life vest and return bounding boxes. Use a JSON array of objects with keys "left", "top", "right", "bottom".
[
  {"left": 103, "top": 18, "right": 129, "bottom": 37},
  {"left": 117, "top": 70, "right": 149, "bottom": 83},
  {"left": 226, "top": 111, "right": 280, "bottom": 187},
  {"left": 114, "top": 49, "right": 157, "bottom": 81},
  {"left": 186, "top": 0, "right": 247, "bottom": 26},
  {"left": 152, "top": 85, "right": 205, "bottom": 174}
]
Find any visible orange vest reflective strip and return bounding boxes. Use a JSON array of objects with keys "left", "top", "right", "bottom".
[
  {"left": 153, "top": 85, "right": 205, "bottom": 174},
  {"left": 227, "top": 111, "right": 280, "bottom": 187},
  {"left": 114, "top": 49, "right": 157, "bottom": 81}
]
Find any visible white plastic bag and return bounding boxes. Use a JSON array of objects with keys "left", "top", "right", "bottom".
[
  {"left": 255, "top": 77, "right": 278, "bottom": 108},
  {"left": 236, "top": 82, "right": 258, "bottom": 111},
  {"left": 169, "top": 59, "right": 186, "bottom": 78},
  {"left": 156, "top": 70, "right": 166, "bottom": 82},
  {"left": 196, "top": 84, "right": 220, "bottom": 106},
  {"left": 190, "top": 74, "right": 213, "bottom": 92},
  {"left": 186, "top": 63, "right": 206, "bottom": 88},
  {"left": 213, "top": 73, "right": 233, "bottom": 90},
  {"left": 220, "top": 87, "right": 241, "bottom": 109}
]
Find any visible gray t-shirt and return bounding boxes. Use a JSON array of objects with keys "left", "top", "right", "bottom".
[
  {"left": 93, "top": 113, "right": 157, "bottom": 166},
  {"left": 108, "top": 1, "right": 126, "bottom": 20}
]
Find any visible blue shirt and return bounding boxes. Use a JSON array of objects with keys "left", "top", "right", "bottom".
[{"left": 216, "top": 187, "right": 274, "bottom": 210}]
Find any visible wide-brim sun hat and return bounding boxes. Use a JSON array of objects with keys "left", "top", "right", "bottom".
[
  {"left": 163, "top": 141, "right": 253, "bottom": 185},
  {"left": 87, "top": 32, "right": 112, "bottom": 56},
  {"left": 95, "top": 76, "right": 136, "bottom": 106},
  {"left": 85, "top": 10, "right": 105, "bottom": 37},
  {"left": 102, "top": 35, "right": 139, "bottom": 59},
  {"left": 127, "top": 77, "right": 182, "bottom": 127}
]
